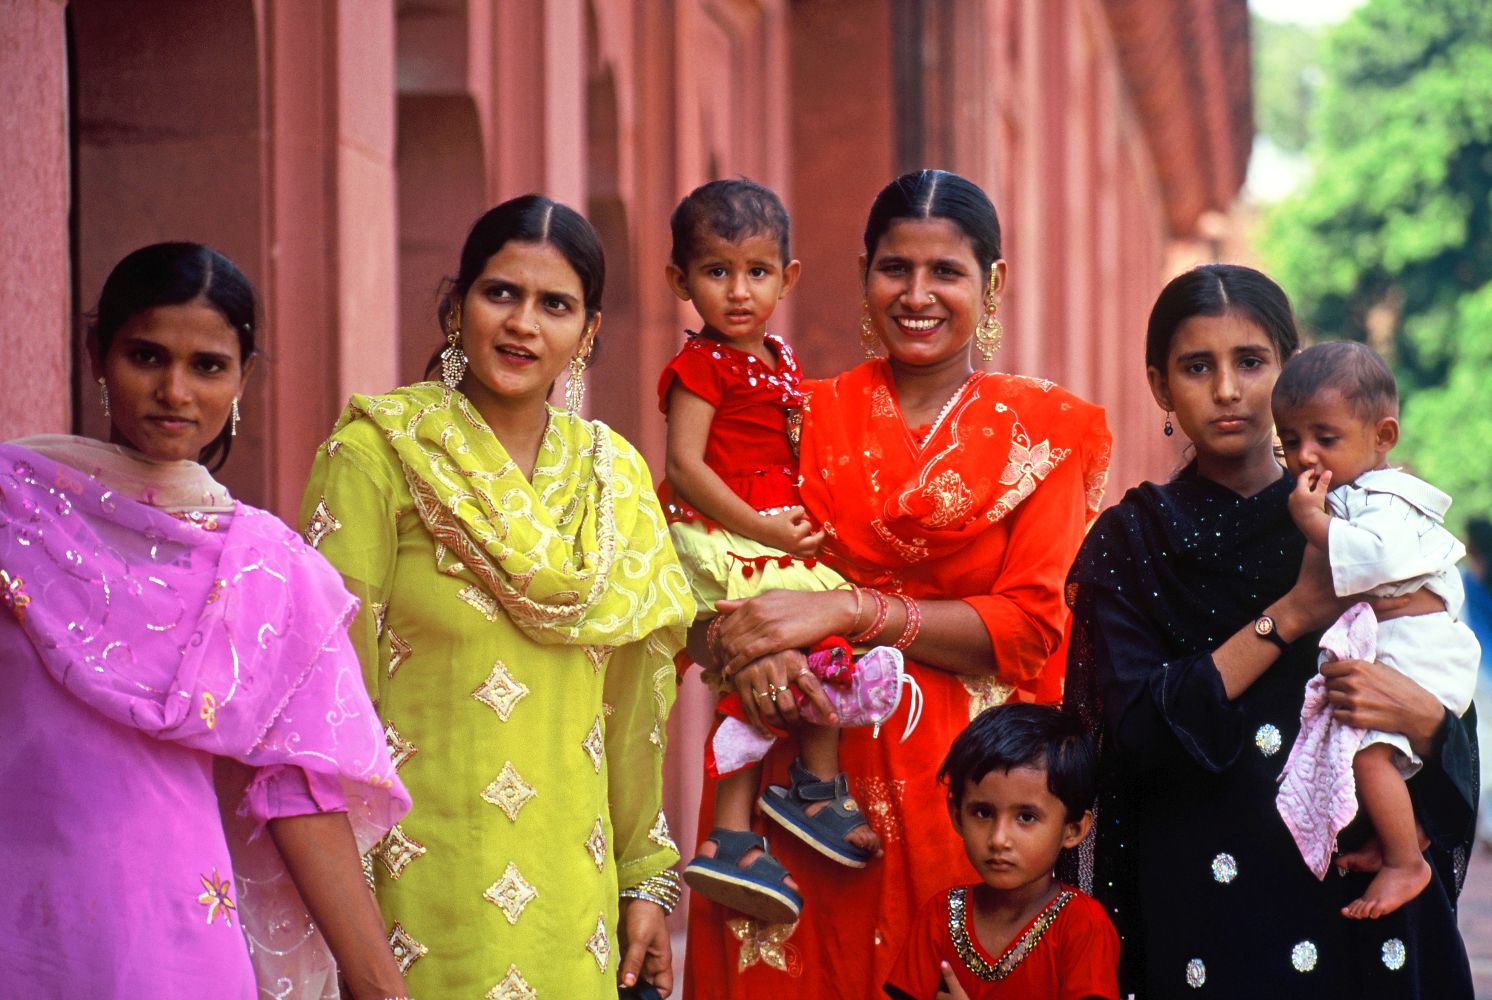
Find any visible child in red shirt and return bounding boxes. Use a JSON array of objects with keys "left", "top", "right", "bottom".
[
  {"left": 661, "top": 179, "right": 885, "bottom": 925},
  {"left": 885, "top": 704, "right": 1120, "bottom": 1000}
]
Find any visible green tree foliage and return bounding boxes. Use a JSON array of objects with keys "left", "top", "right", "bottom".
[
  {"left": 1252, "top": 16, "right": 1324, "bottom": 154},
  {"left": 1259, "top": 0, "right": 1492, "bottom": 529}
]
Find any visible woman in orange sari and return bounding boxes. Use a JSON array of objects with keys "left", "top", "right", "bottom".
[{"left": 682, "top": 170, "right": 1111, "bottom": 997}]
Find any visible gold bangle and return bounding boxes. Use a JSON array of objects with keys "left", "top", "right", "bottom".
[{"left": 620, "top": 869, "right": 683, "bottom": 914}]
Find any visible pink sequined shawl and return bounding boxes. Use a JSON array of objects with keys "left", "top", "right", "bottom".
[{"left": 0, "top": 438, "right": 409, "bottom": 996}]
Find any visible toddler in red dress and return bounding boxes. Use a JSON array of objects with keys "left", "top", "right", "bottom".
[
  {"left": 885, "top": 704, "right": 1119, "bottom": 1000},
  {"left": 660, "top": 179, "right": 886, "bottom": 925}
]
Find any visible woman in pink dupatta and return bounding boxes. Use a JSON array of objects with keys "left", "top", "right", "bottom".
[{"left": 0, "top": 244, "right": 410, "bottom": 999}]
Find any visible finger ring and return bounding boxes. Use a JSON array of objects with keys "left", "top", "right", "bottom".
[
  {"left": 768, "top": 688, "right": 779, "bottom": 703},
  {"left": 755, "top": 690, "right": 771, "bottom": 699}
]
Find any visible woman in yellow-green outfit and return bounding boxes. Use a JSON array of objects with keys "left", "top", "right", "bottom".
[{"left": 301, "top": 195, "right": 695, "bottom": 998}]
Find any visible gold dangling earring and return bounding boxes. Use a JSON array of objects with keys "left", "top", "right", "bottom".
[
  {"left": 859, "top": 299, "right": 878, "bottom": 359},
  {"left": 440, "top": 327, "right": 468, "bottom": 389},
  {"left": 231, "top": 398, "right": 241, "bottom": 437},
  {"left": 974, "top": 264, "right": 1003, "bottom": 361},
  {"left": 98, "top": 377, "right": 111, "bottom": 418},
  {"left": 565, "top": 347, "right": 590, "bottom": 414}
]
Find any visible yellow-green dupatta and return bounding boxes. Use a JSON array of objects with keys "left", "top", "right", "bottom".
[{"left": 337, "top": 382, "right": 693, "bottom": 651}]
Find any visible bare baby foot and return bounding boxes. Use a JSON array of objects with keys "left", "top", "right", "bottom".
[{"left": 1341, "top": 856, "right": 1431, "bottom": 919}]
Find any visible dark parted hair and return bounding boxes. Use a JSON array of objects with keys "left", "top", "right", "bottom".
[
  {"left": 90, "top": 242, "right": 258, "bottom": 471},
  {"left": 938, "top": 702, "right": 1095, "bottom": 821},
  {"left": 669, "top": 178, "right": 792, "bottom": 269},
  {"left": 862, "top": 169, "right": 1002, "bottom": 274},
  {"left": 439, "top": 194, "right": 605, "bottom": 330},
  {"left": 1145, "top": 264, "right": 1300, "bottom": 372},
  {"left": 1273, "top": 340, "right": 1399, "bottom": 421}
]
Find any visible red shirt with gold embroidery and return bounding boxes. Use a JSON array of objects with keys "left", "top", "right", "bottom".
[
  {"left": 656, "top": 333, "right": 804, "bottom": 522},
  {"left": 884, "top": 885, "right": 1120, "bottom": 1000}
]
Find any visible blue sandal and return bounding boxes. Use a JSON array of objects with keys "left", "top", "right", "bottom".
[
  {"left": 683, "top": 828, "right": 803, "bottom": 924},
  {"left": 758, "top": 758, "right": 874, "bottom": 868}
]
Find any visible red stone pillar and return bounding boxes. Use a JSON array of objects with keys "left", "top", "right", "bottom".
[{"left": 0, "top": 0, "right": 70, "bottom": 438}]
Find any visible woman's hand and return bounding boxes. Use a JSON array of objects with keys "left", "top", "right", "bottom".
[
  {"left": 1320, "top": 657, "right": 1446, "bottom": 758},
  {"left": 618, "top": 897, "right": 673, "bottom": 997},
  {"left": 731, "top": 649, "right": 837, "bottom": 735},
  {"left": 714, "top": 590, "right": 855, "bottom": 674}
]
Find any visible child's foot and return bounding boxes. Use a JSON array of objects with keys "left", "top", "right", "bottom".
[
  {"left": 803, "top": 792, "right": 881, "bottom": 856},
  {"left": 691, "top": 835, "right": 802, "bottom": 893},
  {"left": 758, "top": 758, "right": 882, "bottom": 866},
  {"left": 1341, "top": 857, "right": 1431, "bottom": 919},
  {"left": 685, "top": 828, "right": 802, "bottom": 924},
  {"left": 1333, "top": 838, "right": 1384, "bottom": 875},
  {"left": 1334, "top": 829, "right": 1430, "bottom": 875}
]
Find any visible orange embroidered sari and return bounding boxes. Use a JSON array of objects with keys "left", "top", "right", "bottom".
[{"left": 684, "top": 360, "right": 1110, "bottom": 998}]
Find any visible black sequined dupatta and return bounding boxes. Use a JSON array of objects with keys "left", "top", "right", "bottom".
[{"left": 1058, "top": 467, "right": 1305, "bottom": 986}]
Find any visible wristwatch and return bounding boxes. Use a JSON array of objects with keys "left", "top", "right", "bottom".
[{"left": 1253, "top": 614, "right": 1291, "bottom": 652}]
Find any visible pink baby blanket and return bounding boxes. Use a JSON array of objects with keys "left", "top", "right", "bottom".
[{"left": 1276, "top": 602, "right": 1376, "bottom": 878}]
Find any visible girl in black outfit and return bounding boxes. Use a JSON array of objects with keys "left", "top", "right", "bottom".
[{"left": 1064, "top": 264, "right": 1476, "bottom": 999}]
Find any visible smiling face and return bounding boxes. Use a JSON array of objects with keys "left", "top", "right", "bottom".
[
  {"left": 666, "top": 229, "right": 799, "bottom": 347},
  {"left": 1275, "top": 388, "right": 1395, "bottom": 486},
  {"left": 1148, "top": 310, "right": 1286, "bottom": 467},
  {"left": 92, "top": 300, "right": 252, "bottom": 462},
  {"left": 454, "top": 239, "right": 596, "bottom": 417},
  {"left": 863, "top": 218, "right": 1004, "bottom": 370},
  {"left": 949, "top": 765, "right": 1088, "bottom": 899}
]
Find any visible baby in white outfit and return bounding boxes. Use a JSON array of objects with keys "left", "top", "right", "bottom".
[{"left": 1273, "top": 341, "right": 1478, "bottom": 919}]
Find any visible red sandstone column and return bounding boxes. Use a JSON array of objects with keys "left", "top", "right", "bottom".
[{"left": 0, "top": 1, "right": 70, "bottom": 438}]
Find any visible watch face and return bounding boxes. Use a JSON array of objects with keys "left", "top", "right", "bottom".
[{"left": 1255, "top": 616, "right": 1275, "bottom": 637}]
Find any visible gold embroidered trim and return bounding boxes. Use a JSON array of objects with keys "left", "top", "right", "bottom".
[
  {"left": 401, "top": 431, "right": 621, "bottom": 634},
  {"left": 374, "top": 823, "right": 428, "bottom": 880},
  {"left": 481, "top": 761, "right": 538, "bottom": 822},
  {"left": 484, "top": 862, "right": 538, "bottom": 924},
  {"left": 585, "top": 817, "right": 607, "bottom": 872},
  {"left": 487, "top": 966, "right": 538, "bottom": 1000},
  {"left": 384, "top": 719, "right": 418, "bottom": 772},
  {"left": 458, "top": 584, "right": 502, "bottom": 622},
  {"left": 948, "top": 886, "right": 1072, "bottom": 981},
  {"left": 473, "top": 660, "right": 530, "bottom": 721},
  {"left": 961, "top": 676, "right": 1014, "bottom": 720},
  {"left": 727, "top": 917, "right": 802, "bottom": 974},
  {"left": 304, "top": 497, "right": 342, "bottom": 548},
  {"left": 582, "top": 715, "right": 605, "bottom": 772},
  {"left": 387, "top": 626, "right": 411, "bottom": 678},
  {"left": 648, "top": 810, "right": 678, "bottom": 853},
  {"left": 388, "top": 921, "right": 428, "bottom": 974},
  {"left": 585, "top": 913, "right": 610, "bottom": 972}
]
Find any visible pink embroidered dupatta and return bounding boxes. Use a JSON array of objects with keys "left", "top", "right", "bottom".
[{"left": 0, "top": 439, "right": 408, "bottom": 997}]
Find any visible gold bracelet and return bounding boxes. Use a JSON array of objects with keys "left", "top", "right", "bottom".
[{"left": 620, "top": 869, "right": 683, "bottom": 914}]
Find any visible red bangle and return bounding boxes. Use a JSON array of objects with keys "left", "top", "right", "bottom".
[
  {"left": 892, "top": 594, "right": 922, "bottom": 651},
  {"left": 848, "top": 588, "right": 889, "bottom": 644},
  {"left": 706, "top": 614, "right": 727, "bottom": 663}
]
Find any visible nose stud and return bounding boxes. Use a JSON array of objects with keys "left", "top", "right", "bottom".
[
  {"left": 926, "top": 293, "right": 935, "bottom": 303},
  {"left": 532, "top": 322, "right": 540, "bottom": 333}
]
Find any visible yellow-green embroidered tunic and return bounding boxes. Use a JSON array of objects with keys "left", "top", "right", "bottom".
[{"left": 300, "top": 383, "right": 693, "bottom": 997}]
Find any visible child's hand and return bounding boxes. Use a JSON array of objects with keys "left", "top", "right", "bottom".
[
  {"left": 1287, "top": 466, "right": 1332, "bottom": 532},
  {"left": 756, "top": 507, "right": 825, "bottom": 558},
  {"left": 934, "top": 961, "right": 971, "bottom": 1000}
]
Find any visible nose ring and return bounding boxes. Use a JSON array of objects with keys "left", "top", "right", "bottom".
[{"left": 926, "top": 293, "right": 935, "bottom": 303}]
